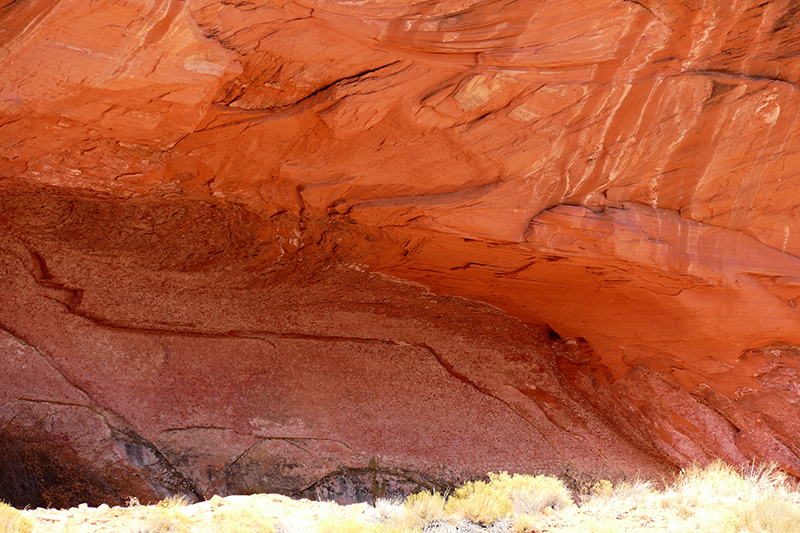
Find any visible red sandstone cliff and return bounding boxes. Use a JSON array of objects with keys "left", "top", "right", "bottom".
[{"left": 1, "top": 0, "right": 800, "bottom": 505}]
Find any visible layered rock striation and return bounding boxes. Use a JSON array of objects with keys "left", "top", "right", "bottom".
[{"left": 1, "top": 0, "right": 800, "bottom": 505}]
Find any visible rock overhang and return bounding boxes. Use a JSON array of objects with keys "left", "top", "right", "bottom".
[{"left": 1, "top": 0, "right": 800, "bottom": 505}]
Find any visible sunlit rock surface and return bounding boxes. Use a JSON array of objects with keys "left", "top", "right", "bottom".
[{"left": 1, "top": 0, "right": 800, "bottom": 504}]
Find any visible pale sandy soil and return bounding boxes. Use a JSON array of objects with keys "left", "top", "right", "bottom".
[
  {"left": 21, "top": 494, "right": 375, "bottom": 533},
  {"left": 13, "top": 462, "right": 800, "bottom": 533},
  {"left": 532, "top": 504, "right": 674, "bottom": 532},
  {"left": 17, "top": 493, "right": 675, "bottom": 533}
]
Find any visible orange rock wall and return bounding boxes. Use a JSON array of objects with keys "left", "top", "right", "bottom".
[{"left": 2, "top": 0, "right": 800, "bottom": 502}]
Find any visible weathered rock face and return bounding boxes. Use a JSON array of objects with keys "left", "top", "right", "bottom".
[{"left": 2, "top": 0, "right": 800, "bottom": 505}]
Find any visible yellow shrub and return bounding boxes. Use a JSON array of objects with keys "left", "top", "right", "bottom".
[
  {"left": 212, "top": 506, "right": 276, "bottom": 533},
  {"left": 157, "top": 495, "right": 191, "bottom": 509},
  {"left": 738, "top": 494, "right": 800, "bottom": 533},
  {"left": 591, "top": 480, "right": 614, "bottom": 499},
  {"left": 445, "top": 478, "right": 513, "bottom": 525},
  {"left": 439, "top": 472, "right": 574, "bottom": 526},
  {"left": 139, "top": 506, "right": 194, "bottom": 533},
  {"left": 400, "top": 490, "right": 446, "bottom": 529},
  {"left": 512, "top": 513, "right": 539, "bottom": 533},
  {"left": 0, "top": 502, "right": 33, "bottom": 533},
  {"left": 489, "top": 472, "right": 573, "bottom": 514}
]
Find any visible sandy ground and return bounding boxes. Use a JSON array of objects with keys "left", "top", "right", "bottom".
[
  {"left": 16, "top": 493, "right": 680, "bottom": 533},
  {"left": 21, "top": 494, "right": 375, "bottom": 533},
  {"left": 16, "top": 462, "right": 800, "bottom": 533}
]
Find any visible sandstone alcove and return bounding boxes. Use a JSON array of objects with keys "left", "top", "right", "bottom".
[{"left": 2, "top": 0, "right": 800, "bottom": 507}]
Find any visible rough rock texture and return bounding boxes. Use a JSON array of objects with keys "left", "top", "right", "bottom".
[{"left": 2, "top": 0, "right": 800, "bottom": 505}]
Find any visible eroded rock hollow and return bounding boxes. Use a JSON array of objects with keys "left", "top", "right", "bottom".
[{"left": 2, "top": 0, "right": 800, "bottom": 506}]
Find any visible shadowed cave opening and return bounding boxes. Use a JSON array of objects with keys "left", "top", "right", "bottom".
[
  {"left": 0, "top": 428, "right": 128, "bottom": 509},
  {"left": 291, "top": 463, "right": 452, "bottom": 505}
]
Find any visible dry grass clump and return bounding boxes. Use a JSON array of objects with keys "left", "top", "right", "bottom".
[
  {"left": 575, "top": 460, "right": 800, "bottom": 533},
  {"left": 510, "top": 513, "right": 539, "bottom": 533},
  {"left": 318, "top": 516, "right": 377, "bottom": 533},
  {"left": 738, "top": 496, "right": 800, "bottom": 533},
  {"left": 581, "top": 477, "right": 656, "bottom": 508},
  {"left": 157, "top": 495, "right": 192, "bottom": 509},
  {"left": 129, "top": 496, "right": 194, "bottom": 533},
  {"left": 319, "top": 515, "right": 415, "bottom": 533},
  {"left": 353, "top": 472, "right": 572, "bottom": 532},
  {"left": 348, "top": 463, "right": 800, "bottom": 533},
  {"left": 0, "top": 501, "right": 33, "bottom": 533},
  {"left": 133, "top": 493, "right": 277, "bottom": 533},
  {"left": 404, "top": 490, "right": 447, "bottom": 520},
  {"left": 370, "top": 498, "right": 403, "bottom": 523},
  {"left": 358, "top": 491, "right": 447, "bottom": 533},
  {"left": 489, "top": 471, "right": 572, "bottom": 515},
  {"left": 211, "top": 506, "right": 276, "bottom": 533},
  {"left": 444, "top": 472, "right": 571, "bottom": 526},
  {"left": 128, "top": 508, "right": 193, "bottom": 533},
  {"left": 399, "top": 490, "right": 447, "bottom": 530},
  {"left": 10, "top": 462, "right": 799, "bottom": 533},
  {"left": 445, "top": 479, "right": 512, "bottom": 526},
  {"left": 658, "top": 461, "right": 800, "bottom": 533}
]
